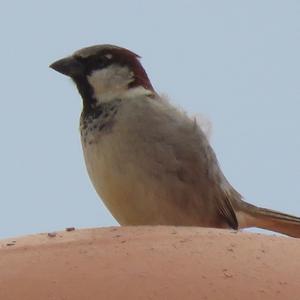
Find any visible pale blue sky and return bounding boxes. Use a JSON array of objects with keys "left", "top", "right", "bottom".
[{"left": 0, "top": 1, "right": 299, "bottom": 238}]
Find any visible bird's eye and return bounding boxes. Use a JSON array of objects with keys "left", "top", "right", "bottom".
[
  {"left": 92, "top": 54, "right": 114, "bottom": 70},
  {"left": 74, "top": 54, "right": 112, "bottom": 74},
  {"left": 95, "top": 57, "right": 108, "bottom": 69}
]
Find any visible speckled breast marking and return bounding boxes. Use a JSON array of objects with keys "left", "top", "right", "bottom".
[{"left": 80, "top": 99, "right": 122, "bottom": 145}]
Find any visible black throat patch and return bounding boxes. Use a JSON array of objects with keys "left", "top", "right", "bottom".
[
  {"left": 80, "top": 98, "right": 122, "bottom": 145},
  {"left": 73, "top": 76, "right": 97, "bottom": 112}
]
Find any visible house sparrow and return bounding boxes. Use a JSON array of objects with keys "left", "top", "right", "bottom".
[{"left": 50, "top": 44, "right": 300, "bottom": 237}]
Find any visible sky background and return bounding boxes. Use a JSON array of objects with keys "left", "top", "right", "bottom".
[{"left": 0, "top": 1, "right": 299, "bottom": 238}]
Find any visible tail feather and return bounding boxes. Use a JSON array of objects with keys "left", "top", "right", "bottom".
[{"left": 238, "top": 201, "right": 300, "bottom": 238}]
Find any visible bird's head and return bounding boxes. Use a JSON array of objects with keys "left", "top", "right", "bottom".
[{"left": 50, "top": 44, "right": 155, "bottom": 109}]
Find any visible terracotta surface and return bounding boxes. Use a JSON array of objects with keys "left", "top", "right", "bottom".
[{"left": 0, "top": 226, "right": 300, "bottom": 300}]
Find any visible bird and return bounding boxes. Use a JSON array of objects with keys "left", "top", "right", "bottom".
[{"left": 50, "top": 44, "right": 300, "bottom": 238}]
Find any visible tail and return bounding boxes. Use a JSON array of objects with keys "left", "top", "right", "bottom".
[{"left": 237, "top": 201, "right": 300, "bottom": 238}]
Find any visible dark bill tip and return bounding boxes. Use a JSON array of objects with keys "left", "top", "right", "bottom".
[{"left": 49, "top": 56, "right": 83, "bottom": 77}]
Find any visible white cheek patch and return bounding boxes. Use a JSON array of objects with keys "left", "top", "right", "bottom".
[
  {"left": 87, "top": 64, "right": 134, "bottom": 102},
  {"left": 87, "top": 68, "right": 113, "bottom": 95}
]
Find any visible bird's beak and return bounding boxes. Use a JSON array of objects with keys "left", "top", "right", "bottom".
[{"left": 49, "top": 56, "right": 83, "bottom": 77}]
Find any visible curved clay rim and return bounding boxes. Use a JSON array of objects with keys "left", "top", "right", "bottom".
[{"left": 1, "top": 226, "right": 300, "bottom": 299}]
